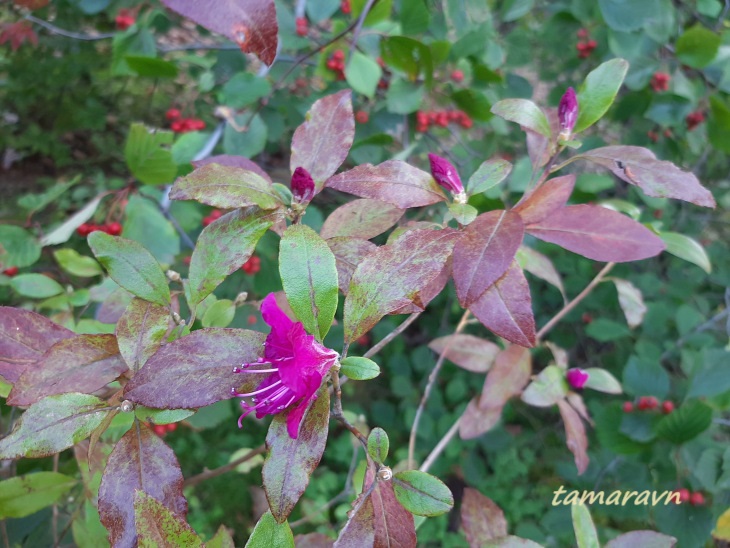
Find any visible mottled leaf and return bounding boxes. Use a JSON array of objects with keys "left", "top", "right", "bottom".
[
  {"left": 459, "top": 397, "right": 503, "bottom": 440},
  {"left": 479, "top": 345, "right": 532, "bottom": 410},
  {"left": 160, "top": 0, "right": 278, "bottom": 65},
  {"left": 557, "top": 399, "right": 589, "bottom": 475},
  {"left": 98, "top": 423, "right": 187, "bottom": 548},
  {"left": 516, "top": 246, "right": 566, "bottom": 300},
  {"left": 526, "top": 205, "right": 665, "bottom": 262},
  {"left": 193, "top": 154, "right": 272, "bottom": 182},
  {"left": 461, "top": 488, "right": 508, "bottom": 547},
  {"left": 134, "top": 491, "right": 203, "bottom": 548},
  {"left": 208, "top": 525, "right": 237, "bottom": 548},
  {"left": 189, "top": 207, "right": 280, "bottom": 305},
  {"left": 390, "top": 253, "right": 452, "bottom": 315},
  {"left": 344, "top": 229, "right": 460, "bottom": 342},
  {"left": 326, "top": 160, "right": 447, "bottom": 208},
  {"left": 245, "top": 510, "right": 294, "bottom": 547},
  {"left": 333, "top": 493, "right": 375, "bottom": 547},
  {"left": 320, "top": 199, "right": 404, "bottom": 240},
  {"left": 294, "top": 533, "right": 334, "bottom": 547},
  {"left": 279, "top": 224, "right": 339, "bottom": 340},
  {"left": 0, "top": 473, "right": 77, "bottom": 519},
  {"left": 428, "top": 334, "right": 500, "bottom": 373},
  {"left": 513, "top": 174, "right": 575, "bottom": 225},
  {"left": 0, "top": 306, "right": 74, "bottom": 383},
  {"left": 124, "top": 328, "right": 265, "bottom": 409},
  {"left": 521, "top": 365, "right": 568, "bottom": 407},
  {"left": 291, "top": 90, "right": 355, "bottom": 190},
  {"left": 490, "top": 99, "right": 551, "bottom": 137},
  {"left": 326, "top": 237, "right": 377, "bottom": 295},
  {"left": 483, "top": 536, "right": 543, "bottom": 547},
  {"left": 469, "top": 262, "right": 536, "bottom": 348},
  {"left": 0, "top": 393, "right": 112, "bottom": 459},
  {"left": 467, "top": 158, "right": 512, "bottom": 196},
  {"left": 88, "top": 232, "right": 171, "bottom": 307},
  {"left": 612, "top": 278, "right": 647, "bottom": 328},
  {"left": 571, "top": 504, "right": 599, "bottom": 548},
  {"left": 574, "top": 59, "right": 629, "bottom": 133},
  {"left": 8, "top": 334, "right": 127, "bottom": 406},
  {"left": 366, "top": 468, "right": 417, "bottom": 547},
  {"left": 116, "top": 299, "right": 170, "bottom": 373},
  {"left": 170, "top": 164, "right": 281, "bottom": 210},
  {"left": 579, "top": 146, "right": 715, "bottom": 208},
  {"left": 453, "top": 210, "right": 524, "bottom": 306},
  {"left": 263, "top": 386, "right": 330, "bottom": 523},
  {"left": 367, "top": 429, "right": 390, "bottom": 464},
  {"left": 605, "top": 531, "right": 677, "bottom": 548},
  {"left": 392, "top": 470, "right": 454, "bottom": 517}
]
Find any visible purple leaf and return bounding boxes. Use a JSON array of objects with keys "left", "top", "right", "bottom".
[
  {"left": 557, "top": 399, "right": 589, "bottom": 475},
  {"left": 333, "top": 493, "right": 375, "bottom": 548},
  {"left": 0, "top": 306, "right": 74, "bottom": 383},
  {"left": 326, "top": 160, "right": 447, "bottom": 208},
  {"left": 291, "top": 90, "right": 355, "bottom": 190},
  {"left": 459, "top": 398, "right": 503, "bottom": 440},
  {"left": 124, "top": 328, "right": 265, "bottom": 409},
  {"left": 390, "top": 254, "right": 452, "bottom": 315},
  {"left": 428, "top": 334, "right": 500, "bottom": 373},
  {"left": 604, "top": 531, "right": 677, "bottom": 548},
  {"left": 116, "top": 298, "right": 171, "bottom": 373},
  {"left": 579, "top": 145, "right": 716, "bottom": 208},
  {"left": 452, "top": 210, "right": 524, "bottom": 307},
  {"left": 513, "top": 174, "right": 576, "bottom": 225},
  {"left": 526, "top": 204, "right": 666, "bottom": 262},
  {"left": 134, "top": 491, "right": 203, "bottom": 547},
  {"left": 526, "top": 109, "right": 559, "bottom": 172},
  {"left": 326, "top": 237, "right": 378, "bottom": 295},
  {"left": 295, "top": 533, "right": 335, "bottom": 547},
  {"left": 160, "top": 0, "right": 277, "bottom": 65},
  {"left": 461, "top": 488, "right": 508, "bottom": 547},
  {"left": 469, "top": 262, "right": 536, "bottom": 348},
  {"left": 262, "top": 386, "right": 330, "bottom": 523},
  {"left": 7, "top": 335, "right": 128, "bottom": 406},
  {"left": 320, "top": 199, "right": 404, "bottom": 240},
  {"left": 98, "top": 423, "right": 187, "bottom": 548},
  {"left": 366, "top": 467, "right": 417, "bottom": 547},
  {"left": 193, "top": 154, "right": 271, "bottom": 182},
  {"left": 516, "top": 245, "right": 566, "bottom": 301}
]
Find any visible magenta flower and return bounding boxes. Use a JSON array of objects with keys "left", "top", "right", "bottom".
[
  {"left": 232, "top": 293, "right": 338, "bottom": 439},
  {"left": 291, "top": 166, "right": 316, "bottom": 203},
  {"left": 566, "top": 368, "right": 589, "bottom": 390},
  {"left": 428, "top": 153, "right": 464, "bottom": 195},
  {"left": 558, "top": 87, "right": 578, "bottom": 138}
]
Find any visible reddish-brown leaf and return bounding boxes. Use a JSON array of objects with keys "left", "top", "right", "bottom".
[
  {"left": 428, "top": 334, "right": 500, "bottom": 373},
  {"left": 96, "top": 288, "right": 134, "bottom": 324},
  {"left": 567, "top": 392, "right": 594, "bottom": 427},
  {"left": 193, "top": 154, "right": 271, "bottom": 182},
  {"left": 461, "top": 488, "right": 508, "bottom": 547},
  {"left": 291, "top": 90, "right": 355, "bottom": 189},
  {"left": 525, "top": 108, "right": 559, "bottom": 172},
  {"left": 326, "top": 160, "right": 447, "bottom": 208},
  {"left": 116, "top": 298, "right": 171, "bottom": 373},
  {"left": 366, "top": 467, "right": 417, "bottom": 548},
  {"left": 459, "top": 397, "right": 503, "bottom": 440},
  {"left": 320, "top": 199, "right": 404, "bottom": 240},
  {"left": 579, "top": 145, "right": 716, "bottom": 208},
  {"left": 390, "top": 254, "right": 452, "bottom": 315},
  {"left": 453, "top": 210, "right": 524, "bottom": 306},
  {"left": 513, "top": 174, "right": 576, "bottom": 225},
  {"left": 160, "top": 0, "right": 278, "bottom": 65},
  {"left": 294, "top": 533, "right": 335, "bottom": 548},
  {"left": 0, "top": 307, "right": 74, "bottom": 383},
  {"left": 334, "top": 494, "right": 375, "bottom": 548},
  {"left": 469, "top": 263, "right": 536, "bottom": 348},
  {"left": 98, "top": 422, "right": 187, "bottom": 548},
  {"left": 526, "top": 204, "right": 665, "bottom": 262},
  {"left": 557, "top": 399, "right": 589, "bottom": 475},
  {"left": 8, "top": 335, "right": 128, "bottom": 406},
  {"left": 605, "top": 531, "right": 677, "bottom": 548},
  {"left": 478, "top": 345, "right": 532, "bottom": 410},
  {"left": 516, "top": 246, "right": 566, "bottom": 301},
  {"left": 326, "top": 237, "right": 377, "bottom": 295},
  {"left": 123, "top": 328, "right": 265, "bottom": 409}
]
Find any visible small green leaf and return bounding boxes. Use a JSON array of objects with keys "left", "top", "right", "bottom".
[
  {"left": 0, "top": 473, "right": 77, "bottom": 519},
  {"left": 448, "top": 203, "right": 478, "bottom": 225},
  {"left": 10, "top": 274, "right": 64, "bottom": 298},
  {"left": 660, "top": 232, "right": 711, "bottom": 273},
  {"left": 340, "top": 356, "right": 380, "bottom": 380},
  {"left": 219, "top": 72, "right": 272, "bottom": 108},
  {"left": 124, "top": 123, "right": 177, "bottom": 185},
  {"left": 583, "top": 368, "right": 622, "bottom": 394},
  {"left": 572, "top": 504, "right": 600, "bottom": 548},
  {"left": 0, "top": 225, "right": 41, "bottom": 268},
  {"left": 655, "top": 400, "right": 712, "bottom": 444},
  {"left": 467, "top": 159, "right": 512, "bottom": 196},
  {"left": 201, "top": 299, "right": 236, "bottom": 328},
  {"left": 345, "top": 52, "right": 382, "bottom": 99},
  {"left": 125, "top": 56, "right": 179, "bottom": 78},
  {"left": 88, "top": 232, "right": 171, "bottom": 307},
  {"left": 574, "top": 58, "right": 629, "bottom": 133},
  {"left": 380, "top": 36, "right": 433, "bottom": 86},
  {"left": 54, "top": 248, "right": 102, "bottom": 277},
  {"left": 245, "top": 510, "right": 294, "bottom": 548},
  {"left": 676, "top": 24, "right": 721, "bottom": 68},
  {"left": 393, "top": 470, "right": 454, "bottom": 517},
  {"left": 521, "top": 365, "right": 568, "bottom": 407},
  {"left": 134, "top": 407, "right": 195, "bottom": 425},
  {"left": 367, "top": 427, "right": 389, "bottom": 463},
  {"left": 452, "top": 89, "right": 492, "bottom": 122},
  {"left": 490, "top": 99, "right": 551, "bottom": 137}
]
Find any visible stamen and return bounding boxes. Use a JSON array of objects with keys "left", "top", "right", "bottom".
[
  {"left": 234, "top": 368, "right": 278, "bottom": 374},
  {"left": 235, "top": 379, "right": 282, "bottom": 399}
]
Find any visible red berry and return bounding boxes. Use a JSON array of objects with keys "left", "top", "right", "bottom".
[
  {"left": 377, "top": 78, "right": 389, "bottom": 89},
  {"left": 686, "top": 111, "right": 705, "bottom": 131},
  {"left": 326, "top": 59, "right": 339, "bottom": 71},
  {"left": 356, "top": 334, "right": 370, "bottom": 346},
  {"left": 689, "top": 492, "right": 705, "bottom": 506},
  {"left": 586, "top": 40, "right": 597, "bottom": 49},
  {"left": 676, "top": 488, "right": 690, "bottom": 503},
  {"left": 646, "top": 396, "right": 658, "bottom": 409},
  {"left": 622, "top": 401, "right": 634, "bottom": 413},
  {"left": 3, "top": 266, "right": 19, "bottom": 277},
  {"left": 247, "top": 314, "right": 257, "bottom": 325},
  {"left": 296, "top": 17, "right": 307, "bottom": 36},
  {"left": 451, "top": 69, "right": 464, "bottom": 83},
  {"left": 202, "top": 216, "right": 213, "bottom": 227},
  {"left": 241, "top": 255, "right": 261, "bottom": 275},
  {"left": 183, "top": 256, "right": 192, "bottom": 266},
  {"left": 662, "top": 400, "right": 675, "bottom": 414},
  {"left": 171, "top": 120, "right": 184, "bottom": 133},
  {"left": 650, "top": 72, "right": 670, "bottom": 92},
  {"left": 376, "top": 56, "right": 386, "bottom": 68},
  {"left": 647, "top": 130, "right": 659, "bottom": 142},
  {"left": 460, "top": 116, "right": 473, "bottom": 129},
  {"left": 576, "top": 42, "right": 587, "bottom": 52},
  {"left": 152, "top": 425, "right": 167, "bottom": 436},
  {"left": 638, "top": 396, "right": 659, "bottom": 410},
  {"left": 581, "top": 312, "right": 593, "bottom": 324},
  {"left": 341, "top": 0, "right": 351, "bottom": 14},
  {"left": 332, "top": 49, "right": 345, "bottom": 61},
  {"left": 106, "top": 222, "right": 122, "bottom": 236},
  {"left": 435, "top": 112, "right": 449, "bottom": 127},
  {"left": 115, "top": 11, "right": 135, "bottom": 31},
  {"left": 210, "top": 209, "right": 222, "bottom": 220},
  {"left": 166, "top": 422, "right": 178, "bottom": 432},
  {"left": 165, "top": 108, "right": 181, "bottom": 121},
  {"left": 577, "top": 28, "right": 589, "bottom": 38},
  {"left": 77, "top": 223, "right": 90, "bottom": 237},
  {"left": 355, "top": 110, "right": 369, "bottom": 124},
  {"left": 663, "top": 129, "right": 672, "bottom": 138}
]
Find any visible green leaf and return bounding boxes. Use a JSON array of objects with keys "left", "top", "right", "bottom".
[
  {"left": 585, "top": 318, "right": 630, "bottom": 342},
  {"left": 54, "top": 248, "right": 102, "bottom": 277},
  {"left": 223, "top": 113, "right": 268, "bottom": 158},
  {"left": 583, "top": 368, "right": 622, "bottom": 394},
  {"left": 367, "top": 427, "right": 389, "bottom": 463},
  {"left": 687, "top": 349, "right": 730, "bottom": 399},
  {"left": 467, "top": 158, "right": 512, "bottom": 196},
  {"left": 340, "top": 356, "right": 380, "bottom": 381},
  {"left": 521, "top": 365, "right": 568, "bottom": 407},
  {"left": 401, "top": 0, "right": 430, "bottom": 34},
  {"left": 0, "top": 225, "right": 41, "bottom": 268},
  {"left": 393, "top": 470, "right": 454, "bottom": 517},
  {"left": 134, "top": 491, "right": 203, "bottom": 548},
  {"left": 660, "top": 232, "right": 711, "bottom": 273},
  {"left": 572, "top": 504, "right": 600, "bottom": 548},
  {"left": 574, "top": 58, "right": 629, "bottom": 133},
  {"left": 244, "top": 510, "right": 294, "bottom": 548},
  {"left": 381, "top": 36, "right": 433, "bottom": 86},
  {"left": 708, "top": 95, "right": 730, "bottom": 153},
  {"left": 17, "top": 176, "right": 81, "bottom": 217},
  {"left": 448, "top": 203, "right": 478, "bottom": 225},
  {"left": 134, "top": 407, "right": 195, "bottom": 425},
  {"left": 279, "top": 224, "right": 338, "bottom": 340},
  {"left": 124, "top": 123, "right": 177, "bottom": 185},
  {"left": 622, "top": 356, "right": 670, "bottom": 399},
  {"left": 219, "top": 73, "right": 272, "bottom": 108},
  {"left": 125, "top": 56, "right": 179, "bottom": 78},
  {"left": 351, "top": 0, "right": 392, "bottom": 25},
  {"left": 490, "top": 99, "right": 551, "bottom": 137},
  {"left": 676, "top": 24, "right": 721, "bottom": 68},
  {"left": 10, "top": 273, "right": 64, "bottom": 298},
  {"left": 655, "top": 400, "right": 712, "bottom": 444},
  {"left": 598, "top": 0, "right": 663, "bottom": 32},
  {"left": 386, "top": 78, "right": 424, "bottom": 114},
  {"left": 88, "top": 232, "right": 171, "bottom": 307},
  {"left": 501, "top": 0, "right": 534, "bottom": 21},
  {"left": 201, "top": 299, "right": 236, "bottom": 328},
  {"left": 121, "top": 194, "right": 180, "bottom": 265},
  {"left": 116, "top": 298, "right": 170, "bottom": 372},
  {"left": 39, "top": 195, "right": 104, "bottom": 247},
  {"left": 345, "top": 52, "right": 382, "bottom": 99},
  {"left": 172, "top": 132, "right": 211, "bottom": 165},
  {"left": 452, "top": 89, "right": 492, "bottom": 122},
  {"left": 0, "top": 473, "right": 77, "bottom": 519}
]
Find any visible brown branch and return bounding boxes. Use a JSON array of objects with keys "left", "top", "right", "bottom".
[
  {"left": 363, "top": 312, "right": 421, "bottom": 360},
  {"left": 184, "top": 445, "right": 266, "bottom": 488}
]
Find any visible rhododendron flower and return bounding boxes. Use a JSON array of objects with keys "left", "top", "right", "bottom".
[
  {"left": 566, "top": 368, "right": 589, "bottom": 390},
  {"left": 291, "top": 166, "right": 315, "bottom": 203},
  {"left": 232, "top": 293, "right": 339, "bottom": 438},
  {"left": 558, "top": 87, "right": 578, "bottom": 139},
  {"left": 428, "top": 153, "right": 465, "bottom": 202}
]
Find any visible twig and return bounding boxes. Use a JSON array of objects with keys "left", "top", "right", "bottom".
[
  {"left": 420, "top": 415, "right": 462, "bottom": 474},
  {"left": 408, "top": 310, "right": 470, "bottom": 469},
  {"left": 536, "top": 262, "right": 616, "bottom": 342},
  {"left": 347, "top": 0, "right": 378, "bottom": 64},
  {"left": 660, "top": 307, "right": 729, "bottom": 362},
  {"left": 184, "top": 445, "right": 266, "bottom": 488},
  {"left": 363, "top": 312, "right": 421, "bottom": 359},
  {"left": 25, "top": 15, "right": 116, "bottom": 40},
  {"left": 331, "top": 372, "right": 368, "bottom": 446}
]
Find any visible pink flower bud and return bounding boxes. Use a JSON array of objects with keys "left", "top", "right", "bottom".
[
  {"left": 428, "top": 153, "right": 464, "bottom": 195},
  {"left": 566, "top": 368, "right": 589, "bottom": 390},
  {"left": 558, "top": 87, "right": 578, "bottom": 136},
  {"left": 291, "top": 166, "right": 315, "bottom": 203}
]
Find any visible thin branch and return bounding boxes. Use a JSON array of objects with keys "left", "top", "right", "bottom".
[
  {"left": 331, "top": 372, "right": 368, "bottom": 446},
  {"left": 184, "top": 445, "right": 266, "bottom": 488},
  {"left": 660, "top": 307, "right": 729, "bottom": 362},
  {"left": 347, "top": 0, "right": 378, "bottom": 64},
  {"left": 419, "top": 415, "right": 462, "bottom": 474},
  {"left": 536, "top": 262, "right": 616, "bottom": 342},
  {"left": 408, "top": 310, "right": 470, "bottom": 469},
  {"left": 363, "top": 312, "right": 421, "bottom": 360},
  {"left": 25, "top": 15, "right": 115, "bottom": 40}
]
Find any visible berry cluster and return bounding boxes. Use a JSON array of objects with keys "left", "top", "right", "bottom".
[
  {"left": 115, "top": 9, "right": 135, "bottom": 31},
  {"left": 355, "top": 110, "right": 369, "bottom": 124},
  {"left": 622, "top": 396, "right": 674, "bottom": 414},
  {"left": 2, "top": 266, "right": 19, "bottom": 277},
  {"left": 341, "top": 0, "right": 351, "bottom": 14},
  {"left": 202, "top": 209, "right": 223, "bottom": 227},
  {"left": 241, "top": 255, "right": 261, "bottom": 275},
  {"left": 295, "top": 17, "right": 308, "bottom": 37},
  {"left": 416, "top": 109, "right": 472, "bottom": 132},
  {"left": 166, "top": 108, "right": 205, "bottom": 134},
  {"left": 326, "top": 50, "right": 346, "bottom": 80},
  {"left": 150, "top": 423, "right": 178, "bottom": 437},
  {"left": 77, "top": 222, "right": 122, "bottom": 237},
  {"left": 675, "top": 488, "right": 705, "bottom": 506},
  {"left": 650, "top": 72, "right": 670, "bottom": 92},
  {"left": 686, "top": 110, "right": 705, "bottom": 131},
  {"left": 647, "top": 128, "right": 673, "bottom": 143},
  {"left": 575, "top": 29, "right": 597, "bottom": 58}
]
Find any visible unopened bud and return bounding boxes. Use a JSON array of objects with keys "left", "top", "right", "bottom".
[
  {"left": 166, "top": 270, "right": 181, "bottom": 282},
  {"left": 558, "top": 87, "right": 578, "bottom": 139},
  {"left": 291, "top": 166, "right": 315, "bottom": 203},
  {"left": 428, "top": 153, "right": 464, "bottom": 195},
  {"left": 566, "top": 367, "right": 589, "bottom": 390}
]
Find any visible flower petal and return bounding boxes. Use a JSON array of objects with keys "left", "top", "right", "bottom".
[
  {"left": 261, "top": 293, "right": 295, "bottom": 359},
  {"left": 277, "top": 323, "right": 335, "bottom": 397},
  {"left": 286, "top": 400, "right": 310, "bottom": 439}
]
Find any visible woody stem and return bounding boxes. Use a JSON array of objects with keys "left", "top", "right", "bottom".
[{"left": 331, "top": 371, "right": 368, "bottom": 447}]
